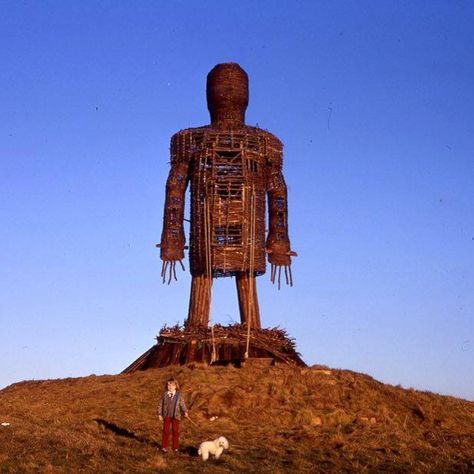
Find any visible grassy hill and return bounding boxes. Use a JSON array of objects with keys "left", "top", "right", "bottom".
[{"left": 0, "top": 362, "right": 473, "bottom": 472}]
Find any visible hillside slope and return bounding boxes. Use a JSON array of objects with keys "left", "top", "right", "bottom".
[{"left": 0, "top": 363, "right": 473, "bottom": 473}]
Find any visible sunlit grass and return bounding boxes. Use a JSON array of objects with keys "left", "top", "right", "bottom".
[{"left": 0, "top": 364, "right": 473, "bottom": 472}]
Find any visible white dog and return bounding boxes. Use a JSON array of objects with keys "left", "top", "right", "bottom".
[{"left": 198, "top": 436, "right": 229, "bottom": 461}]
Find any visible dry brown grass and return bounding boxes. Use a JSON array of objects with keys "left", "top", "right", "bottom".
[{"left": 0, "top": 363, "right": 473, "bottom": 472}]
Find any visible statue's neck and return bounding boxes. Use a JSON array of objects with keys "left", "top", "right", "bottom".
[{"left": 210, "top": 108, "right": 245, "bottom": 128}]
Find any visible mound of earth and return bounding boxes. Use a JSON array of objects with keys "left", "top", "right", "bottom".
[{"left": 0, "top": 363, "right": 473, "bottom": 472}]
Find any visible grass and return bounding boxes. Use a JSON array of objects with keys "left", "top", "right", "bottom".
[{"left": 0, "top": 363, "right": 473, "bottom": 472}]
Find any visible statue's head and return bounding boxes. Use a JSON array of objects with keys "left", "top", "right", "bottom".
[{"left": 206, "top": 63, "right": 248, "bottom": 126}]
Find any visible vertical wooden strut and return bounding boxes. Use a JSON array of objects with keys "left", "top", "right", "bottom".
[
  {"left": 210, "top": 322, "right": 217, "bottom": 364},
  {"left": 205, "top": 194, "right": 216, "bottom": 364},
  {"left": 187, "top": 275, "right": 211, "bottom": 327},
  {"left": 244, "top": 188, "right": 256, "bottom": 358},
  {"left": 236, "top": 275, "right": 261, "bottom": 329}
]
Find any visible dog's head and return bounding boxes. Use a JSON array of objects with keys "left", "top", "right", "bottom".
[{"left": 216, "top": 436, "right": 229, "bottom": 449}]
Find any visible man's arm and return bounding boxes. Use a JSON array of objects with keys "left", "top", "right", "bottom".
[
  {"left": 265, "top": 135, "right": 295, "bottom": 288},
  {"left": 179, "top": 395, "right": 188, "bottom": 417},
  {"left": 157, "top": 395, "right": 164, "bottom": 420},
  {"left": 159, "top": 131, "right": 191, "bottom": 283}
]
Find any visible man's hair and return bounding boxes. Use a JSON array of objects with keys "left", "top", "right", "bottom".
[{"left": 165, "top": 377, "right": 180, "bottom": 390}]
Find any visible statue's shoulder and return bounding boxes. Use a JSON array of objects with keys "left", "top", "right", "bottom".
[
  {"left": 244, "top": 126, "right": 283, "bottom": 148},
  {"left": 171, "top": 126, "right": 209, "bottom": 141}
]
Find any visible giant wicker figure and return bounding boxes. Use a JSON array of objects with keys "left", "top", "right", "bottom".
[{"left": 159, "top": 63, "right": 295, "bottom": 330}]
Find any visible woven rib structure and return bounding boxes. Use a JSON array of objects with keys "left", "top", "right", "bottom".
[{"left": 168, "top": 126, "right": 285, "bottom": 277}]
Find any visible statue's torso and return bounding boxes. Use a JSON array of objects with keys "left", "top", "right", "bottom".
[{"left": 176, "top": 125, "right": 280, "bottom": 277}]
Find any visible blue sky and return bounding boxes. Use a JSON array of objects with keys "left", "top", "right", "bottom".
[{"left": 1, "top": 1, "right": 473, "bottom": 399}]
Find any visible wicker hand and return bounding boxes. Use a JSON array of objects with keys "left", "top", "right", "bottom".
[
  {"left": 156, "top": 243, "right": 186, "bottom": 284},
  {"left": 160, "top": 258, "right": 185, "bottom": 285},
  {"left": 266, "top": 242, "right": 297, "bottom": 289},
  {"left": 269, "top": 262, "right": 293, "bottom": 290}
]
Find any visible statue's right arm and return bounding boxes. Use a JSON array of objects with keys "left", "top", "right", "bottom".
[{"left": 159, "top": 132, "right": 190, "bottom": 264}]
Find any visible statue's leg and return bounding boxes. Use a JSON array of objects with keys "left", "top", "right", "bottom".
[
  {"left": 186, "top": 274, "right": 212, "bottom": 328},
  {"left": 235, "top": 273, "right": 261, "bottom": 329}
]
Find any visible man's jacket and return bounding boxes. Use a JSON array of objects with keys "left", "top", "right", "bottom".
[{"left": 157, "top": 391, "right": 188, "bottom": 420}]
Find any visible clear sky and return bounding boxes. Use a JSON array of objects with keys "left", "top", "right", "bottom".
[{"left": 1, "top": 1, "right": 473, "bottom": 400}]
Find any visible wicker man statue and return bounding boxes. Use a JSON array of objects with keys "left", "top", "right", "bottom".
[{"left": 159, "top": 63, "right": 295, "bottom": 330}]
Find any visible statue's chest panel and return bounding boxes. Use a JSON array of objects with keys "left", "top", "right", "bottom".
[
  {"left": 190, "top": 132, "right": 266, "bottom": 190},
  {"left": 188, "top": 131, "right": 267, "bottom": 262}
]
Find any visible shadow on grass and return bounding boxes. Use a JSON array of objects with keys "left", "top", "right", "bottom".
[
  {"left": 94, "top": 418, "right": 159, "bottom": 447},
  {"left": 182, "top": 445, "right": 199, "bottom": 457}
]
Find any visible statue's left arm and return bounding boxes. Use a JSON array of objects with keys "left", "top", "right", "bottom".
[
  {"left": 265, "top": 135, "right": 296, "bottom": 288},
  {"left": 159, "top": 131, "right": 191, "bottom": 283}
]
